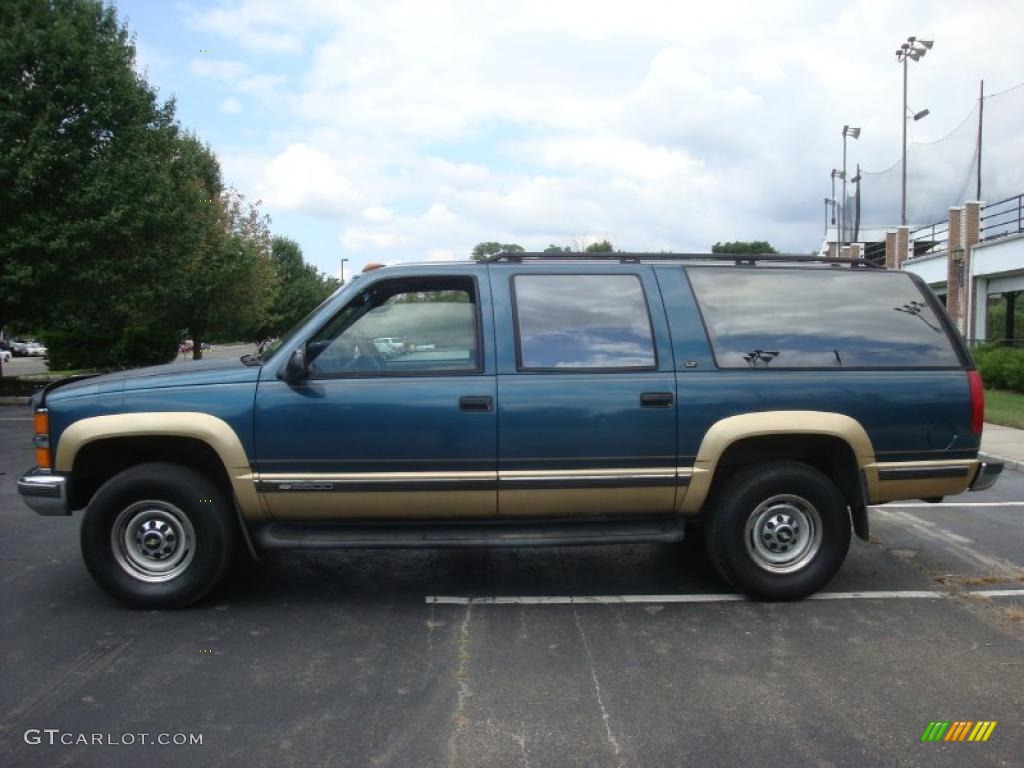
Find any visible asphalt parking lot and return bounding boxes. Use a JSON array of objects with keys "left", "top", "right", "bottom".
[{"left": 1, "top": 416, "right": 1022, "bottom": 767}]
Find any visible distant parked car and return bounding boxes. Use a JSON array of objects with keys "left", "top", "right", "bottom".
[
  {"left": 372, "top": 336, "right": 405, "bottom": 356},
  {"left": 10, "top": 340, "right": 29, "bottom": 357},
  {"left": 0, "top": 349, "right": 10, "bottom": 363},
  {"left": 25, "top": 341, "right": 47, "bottom": 357}
]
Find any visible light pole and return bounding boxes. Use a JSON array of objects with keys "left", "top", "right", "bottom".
[
  {"left": 896, "top": 36, "right": 934, "bottom": 226},
  {"left": 830, "top": 168, "right": 844, "bottom": 248},
  {"left": 841, "top": 125, "right": 860, "bottom": 246},
  {"left": 340, "top": 257, "right": 349, "bottom": 285}
]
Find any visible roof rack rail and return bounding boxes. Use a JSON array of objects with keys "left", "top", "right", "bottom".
[{"left": 483, "top": 251, "right": 878, "bottom": 267}]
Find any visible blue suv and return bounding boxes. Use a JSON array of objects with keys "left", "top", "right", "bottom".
[{"left": 18, "top": 252, "right": 1003, "bottom": 606}]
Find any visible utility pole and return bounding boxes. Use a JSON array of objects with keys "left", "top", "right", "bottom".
[
  {"left": 841, "top": 126, "right": 860, "bottom": 246},
  {"left": 977, "top": 79, "right": 984, "bottom": 200},
  {"left": 901, "top": 54, "right": 908, "bottom": 226},
  {"left": 340, "top": 257, "right": 349, "bottom": 285}
]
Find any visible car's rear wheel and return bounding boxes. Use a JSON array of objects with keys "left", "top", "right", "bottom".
[
  {"left": 81, "top": 462, "right": 235, "bottom": 608},
  {"left": 704, "top": 461, "right": 851, "bottom": 600}
]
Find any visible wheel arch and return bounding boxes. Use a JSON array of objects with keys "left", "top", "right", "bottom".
[
  {"left": 680, "top": 411, "right": 876, "bottom": 537},
  {"left": 56, "top": 413, "right": 266, "bottom": 522}
]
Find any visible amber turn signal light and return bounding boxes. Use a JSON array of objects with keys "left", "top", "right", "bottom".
[
  {"left": 34, "top": 409, "right": 49, "bottom": 436},
  {"left": 33, "top": 409, "right": 51, "bottom": 469}
]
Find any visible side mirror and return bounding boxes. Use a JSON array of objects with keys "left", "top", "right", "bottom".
[{"left": 278, "top": 347, "right": 308, "bottom": 384}]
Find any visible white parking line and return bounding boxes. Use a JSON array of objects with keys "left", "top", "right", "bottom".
[
  {"left": 875, "top": 502, "right": 1024, "bottom": 507},
  {"left": 425, "top": 589, "right": 1024, "bottom": 605}
]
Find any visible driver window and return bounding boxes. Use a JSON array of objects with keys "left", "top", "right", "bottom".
[{"left": 306, "top": 276, "right": 480, "bottom": 376}]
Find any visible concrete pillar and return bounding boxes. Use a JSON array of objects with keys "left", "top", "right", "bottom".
[
  {"left": 946, "top": 207, "right": 965, "bottom": 330},
  {"left": 895, "top": 226, "right": 909, "bottom": 268},
  {"left": 884, "top": 231, "right": 897, "bottom": 269},
  {"left": 973, "top": 278, "right": 988, "bottom": 342}
]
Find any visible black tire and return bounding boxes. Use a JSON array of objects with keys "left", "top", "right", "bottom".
[
  {"left": 704, "top": 461, "right": 851, "bottom": 600},
  {"left": 81, "top": 462, "right": 236, "bottom": 608}
]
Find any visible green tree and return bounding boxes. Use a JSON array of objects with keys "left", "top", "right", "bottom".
[
  {"left": 0, "top": 0, "right": 213, "bottom": 368},
  {"left": 176, "top": 186, "right": 277, "bottom": 359},
  {"left": 711, "top": 241, "right": 778, "bottom": 254},
  {"left": 584, "top": 240, "right": 614, "bottom": 253},
  {"left": 266, "top": 236, "right": 339, "bottom": 337},
  {"left": 471, "top": 241, "right": 524, "bottom": 261},
  {"left": 543, "top": 244, "right": 571, "bottom": 253}
]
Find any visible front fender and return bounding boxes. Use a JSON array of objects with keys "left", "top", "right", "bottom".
[{"left": 54, "top": 412, "right": 264, "bottom": 519}]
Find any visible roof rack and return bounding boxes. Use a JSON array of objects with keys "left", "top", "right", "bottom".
[{"left": 483, "top": 251, "right": 879, "bottom": 268}]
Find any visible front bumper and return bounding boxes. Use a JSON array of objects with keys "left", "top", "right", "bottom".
[
  {"left": 17, "top": 468, "right": 70, "bottom": 516},
  {"left": 970, "top": 461, "right": 1004, "bottom": 492}
]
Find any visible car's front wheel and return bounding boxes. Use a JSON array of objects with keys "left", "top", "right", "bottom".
[
  {"left": 704, "top": 461, "right": 851, "bottom": 600},
  {"left": 81, "top": 462, "right": 236, "bottom": 608}
]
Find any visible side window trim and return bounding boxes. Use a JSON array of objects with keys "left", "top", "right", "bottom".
[
  {"left": 510, "top": 272, "right": 660, "bottom": 373},
  {"left": 305, "top": 275, "right": 486, "bottom": 380}
]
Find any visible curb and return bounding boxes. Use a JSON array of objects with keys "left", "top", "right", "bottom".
[
  {"left": 980, "top": 451, "right": 1024, "bottom": 474},
  {"left": 0, "top": 397, "right": 31, "bottom": 406}
]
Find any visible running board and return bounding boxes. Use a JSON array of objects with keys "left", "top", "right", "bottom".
[{"left": 250, "top": 517, "right": 686, "bottom": 550}]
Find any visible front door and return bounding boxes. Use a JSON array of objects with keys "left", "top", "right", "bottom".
[
  {"left": 254, "top": 270, "right": 497, "bottom": 520},
  {"left": 491, "top": 266, "right": 678, "bottom": 517}
]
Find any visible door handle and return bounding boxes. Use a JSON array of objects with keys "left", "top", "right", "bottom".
[
  {"left": 640, "top": 392, "right": 673, "bottom": 408},
  {"left": 459, "top": 395, "right": 493, "bottom": 412}
]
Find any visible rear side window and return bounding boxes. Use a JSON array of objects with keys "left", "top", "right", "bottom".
[
  {"left": 687, "top": 268, "right": 961, "bottom": 369},
  {"left": 513, "top": 274, "right": 656, "bottom": 369}
]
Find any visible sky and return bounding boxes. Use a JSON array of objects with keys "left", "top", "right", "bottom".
[{"left": 120, "top": 0, "right": 1024, "bottom": 278}]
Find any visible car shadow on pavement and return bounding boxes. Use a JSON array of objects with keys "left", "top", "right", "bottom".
[{"left": 214, "top": 538, "right": 725, "bottom": 607}]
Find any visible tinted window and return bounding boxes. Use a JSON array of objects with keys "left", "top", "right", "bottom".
[
  {"left": 514, "top": 274, "right": 656, "bottom": 369},
  {"left": 307, "top": 277, "right": 479, "bottom": 375},
  {"left": 687, "top": 268, "right": 961, "bottom": 369}
]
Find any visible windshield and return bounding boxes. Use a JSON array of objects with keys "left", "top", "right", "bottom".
[{"left": 258, "top": 286, "right": 346, "bottom": 364}]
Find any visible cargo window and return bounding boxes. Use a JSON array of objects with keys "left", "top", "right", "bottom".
[
  {"left": 687, "top": 267, "right": 962, "bottom": 369},
  {"left": 513, "top": 274, "right": 656, "bottom": 370},
  {"left": 306, "top": 276, "right": 481, "bottom": 375}
]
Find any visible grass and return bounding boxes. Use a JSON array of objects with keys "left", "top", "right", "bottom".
[{"left": 985, "top": 388, "right": 1024, "bottom": 430}]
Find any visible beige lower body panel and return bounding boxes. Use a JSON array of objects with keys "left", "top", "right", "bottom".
[
  {"left": 865, "top": 460, "right": 979, "bottom": 504},
  {"left": 263, "top": 489, "right": 495, "bottom": 520},
  {"left": 498, "top": 486, "right": 674, "bottom": 518},
  {"left": 258, "top": 468, "right": 685, "bottom": 520}
]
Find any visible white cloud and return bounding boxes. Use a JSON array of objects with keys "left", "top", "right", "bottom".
[
  {"left": 219, "top": 97, "right": 242, "bottom": 115},
  {"left": 260, "top": 143, "right": 363, "bottom": 217},
  {"left": 190, "top": 58, "right": 249, "bottom": 81},
  {"left": 182, "top": 0, "right": 1024, "bottom": 274}
]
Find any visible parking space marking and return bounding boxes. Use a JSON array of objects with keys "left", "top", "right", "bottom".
[
  {"left": 876, "top": 502, "right": 1024, "bottom": 508},
  {"left": 425, "top": 589, "right": 1024, "bottom": 605},
  {"left": 871, "top": 507, "right": 1022, "bottom": 574}
]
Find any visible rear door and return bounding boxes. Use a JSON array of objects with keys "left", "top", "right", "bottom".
[{"left": 491, "top": 264, "right": 678, "bottom": 517}]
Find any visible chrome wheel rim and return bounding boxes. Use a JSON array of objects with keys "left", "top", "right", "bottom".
[
  {"left": 745, "top": 494, "right": 823, "bottom": 574},
  {"left": 111, "top": 501, "right": 195, "bottom": 583}
]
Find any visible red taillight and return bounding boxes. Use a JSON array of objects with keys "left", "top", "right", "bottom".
[{"left": 968, "top": 370, "right": 984, "bottom": 435}]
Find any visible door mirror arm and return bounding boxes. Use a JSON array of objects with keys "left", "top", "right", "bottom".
[{"left": 278, "top": 347, "right": 308, "bottom": 384}]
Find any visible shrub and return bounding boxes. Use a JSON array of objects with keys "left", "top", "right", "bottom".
[{"left": 973, "top": 345, "right": 1024, "bottom": 393}]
